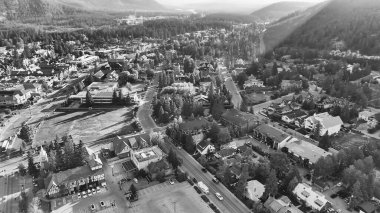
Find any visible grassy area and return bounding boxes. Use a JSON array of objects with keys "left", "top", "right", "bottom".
[
  {"left": 34, "top": 108, "right": 136, "bottom": 147},
  {"left": 331, "top": 132, "right": 378, "bottom": 150}
]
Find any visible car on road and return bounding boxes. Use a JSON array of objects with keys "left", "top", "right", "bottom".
[
  {"left": 100, "top": 201, "right": 106, "bottom": 207},
  {"left": 90, "top": 204, "right": 96, "bottom": 211},
  {"left": 212, "top": 178, "right": 219, "bottom": 184},
  {"left": 215, "top": 192, "right": 223, "bottom": 201},
  {"left": 336, "top": 182, "right": 343, "bottom": 187},
  {"left": 133, "top": 178, "right": 138, "bottom": 183},
  {"left": 192, "top": 178, "right": 198, "bottom": 183},
  {"left": 77, "top": 193, "right": 81, "bottom": 199},
  {"left": 169, "top": 179, "right": 174, "bottom": 185},
  {"left": 201, "top": 168, "right": 207, "bottom": 173}
]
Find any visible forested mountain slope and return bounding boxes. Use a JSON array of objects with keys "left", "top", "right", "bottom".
[
  {"left": 264, "top": 0, "right": 380, "bottom": 55},
  {"left": 251, "top": 1, "right": 314, "bottom": 22}
]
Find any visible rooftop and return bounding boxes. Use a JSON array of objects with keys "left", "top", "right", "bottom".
[
  {"left": 221, "top": 109, "right": 259, "bottom": 126},
  {"left": 285, "top": 140, "right": 331, "bottom": 164},
  {"left": 179, "top": 118, "right": 211, "bottom": 131},
  {"left": 133, "top": 146, "right": 163, "bottom": 162},
  {"left": 255, "top": 124, "right": 291, "bottom": 143}
]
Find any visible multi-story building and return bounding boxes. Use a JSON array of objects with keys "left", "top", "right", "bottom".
[
  {"left": 221, "top": 109, "right": 259, "bottom": 135},
  {"left": 293, "top": 183, "right": 329, "bottom": 211},
  {"left": 131, "top": 146, "right": 165, "bottom": 170},
  {"left": 0, "top": 90, "right": 28, "bottom": 106}
]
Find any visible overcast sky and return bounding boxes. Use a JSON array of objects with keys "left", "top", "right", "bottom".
[{"left": 157, "top": 0, "right": 325, "bottom": 7}]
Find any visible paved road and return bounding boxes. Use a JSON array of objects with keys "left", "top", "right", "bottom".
[
  {"left": 166, "top": 141, "right": 251, "bottom": 213},
  {"left": 136, "top": 75, "right": 159, "bottom": 132},
  {"left": 224, "top": 77, "right": 242, "bottom": 109}
]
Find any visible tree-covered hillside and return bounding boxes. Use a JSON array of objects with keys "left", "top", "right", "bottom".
[{"left": 265, "top": 0, "right": 380, "bottom": 55}]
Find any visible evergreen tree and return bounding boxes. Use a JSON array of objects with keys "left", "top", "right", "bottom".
[
  {"left": 112, "top": 90, "right": 118, "bottom": 104},
  {"left": 27, "top": 153, "right": 39, "bottom": 178},
  {"left": 86, "top": 91, "right": 94, "bottom": 107},
  {"left": 19, "top": 124, "right": 33, "bottom": 143},
  {"left": 319, "top": 132, "right": 331, "bottom": 151},
  {"left": 264, "top": 169, "right": 278, "bottom": 198},
  {"left": 18, "top": 163, "right": 27, "bottom": 176}
]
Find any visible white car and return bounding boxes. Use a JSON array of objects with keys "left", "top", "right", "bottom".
[
  {"left": 215, "top": 192, "right": 223, "bottom": 201},
  {"left": 82, "top": 191, "right": 87, "bottom": 198},
  {"left": 133, "top": 178, "right": 138, "bottom": 183},
  {"left": 77, "top": 193, "right": 81, "bottom": 199},
  {"left": 96, "top": 186, "right": 101, "bottom": 192},
  {"left": 87, "top": 189, "right": 92, "bottom": 196},
  {"left": 90, "top": 204, "right": 96, "bottom": 211},
  {"left": 169, "top": 179, "right": 174, "bottom": 185},
  {"left": 92, "top": 188, "right": 96, "bottom": 194}
]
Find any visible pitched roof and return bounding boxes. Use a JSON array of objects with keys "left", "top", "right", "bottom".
[
  {"left": 197, "top": 140, "right": 211, "bottom": 152},
  {"left": 282, "top": 110, "right": 307, "bottom": 120},
  {"left": 358, "top": 202, "right": 377, "bottom": 213},
  {"left": 254, "top": 124, "right": 290, "bottom": 143},
  {"left": 179, "top": 118, "right": 211, "bottom": 131},
  {"left": 285, "top": 140, "right": 331, "bottom": 164},
  {"left": 221, "top": 109, "right": 259, "bottom": 126}
]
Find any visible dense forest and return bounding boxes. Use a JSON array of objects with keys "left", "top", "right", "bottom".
[{"left": 273, "top": 0, "right": 380, "bottom": 55}]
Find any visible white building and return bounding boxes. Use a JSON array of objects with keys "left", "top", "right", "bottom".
[
  {"left": 304, "top": 112, "right": 343, "bottom": 136},
  {"left": 131, "top": 146, "right": 164, "bottom": 170},
  {"left": 243, "top": 75, "right": 264, "bottom": 89},
  {"left": 246, "top": 180, "right": 265, "bottom": 202},
  {"left": 293, "top": 183, "right": 329, "bottom": 211}
]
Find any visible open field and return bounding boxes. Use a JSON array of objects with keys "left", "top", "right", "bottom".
[
  {"left": 130, "top": 182, "right": 214, "bottom": 213},
  {"left": 34, "top": 107, "right": 135, "bottom": 147},
  {"left": 331, "top": 132, "right": 378, "bottom": 150}
]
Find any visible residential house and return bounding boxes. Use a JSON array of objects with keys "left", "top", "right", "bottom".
[
  {"left": 264, "top": 196, "right": 303, "bottom": 213},
  {"left": 0, "top": 90, "right": 28, "bottom": 106},
  {"left": 196, "top": 140, "right": 215, "bottom": 155},
  {"left": 281, "top": 80, "right": 302, "bottom": 90},
  {"left": 281, "top": 110, "right": 308, "bottom": 124},
  {"left": 215, "top": 148, "right": 235, "bottom": 160},
  {"left": 252, "top": 124, "right": 294, "bottom": 150},
  {"left": 358, "top": 110, "right": 376, "bottom": 122},
  {"left": 246, "top": 180, "right": 265, "bottom": 202},
  {"left": 293, "top": 183, "right": 329, "bottom": 211},
  {"left": 45, "top": 165, "right": 105, "bottom": 198},
  {"left": 304, "top": 112, "right": 343, "bottom": 136},
  {"left": 243, "top": 75, "right": 264, "bottom": 89},
  {"left": 221, "top": 109, "right": 259, "bottom": 135},
  {"left": 357, "top": 202, "right": 377, "bottom": 213},
  {"left": 113, "top": 138, "right": 132, "bottom": 159}
]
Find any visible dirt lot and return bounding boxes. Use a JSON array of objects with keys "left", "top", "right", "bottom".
[
  {"left": 34, "top": 107, "right": 135, "bottom": 147},
  {"left": 129, "top": 182, "right": 214, "bottom": 213}
]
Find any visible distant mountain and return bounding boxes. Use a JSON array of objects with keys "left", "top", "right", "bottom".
[
  {"left": 264, "top": 0, "right": 380, "bottom": 55},
  {"left": 251, "top": 1, "right": 315, "bottom": 22},
  {"left": 0, "top": 0, "right": 164, "bottom": 20},
  {"left": 202, "top": 13, "right": 255, "bottom": 24}
]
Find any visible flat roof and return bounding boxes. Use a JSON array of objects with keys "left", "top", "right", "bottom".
[
  {"left": 285, "top": 140, "right": 331, "bottom": 164},
  {"left": 134, "top": 146, "right": 163, "bottom": 162}
]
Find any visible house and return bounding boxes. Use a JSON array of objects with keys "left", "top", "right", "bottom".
[
  {"left": 131, "top": 146, "right": 164, "bottom": 170},
  {"left": 278, "top": 140, "right": 332, "bottom": 166},
  {"left": 113, "top": 138, "right": 132, "bottom": 159},
  {"left": 293, "top": 183, "right": 329, "bottom": 211},
  {"left": 45, "top": 165, "right": 105, "bottom": 198},
  {"left": 0, "top": 90, "right": 28, "bottom": 106},
  {"left": 358, "top": 110, "right": 376, "bottom": 122},
  {"left": 357, "top": 201, "right": 377, "bottom": 213},
  {"left": 215, "top": 148, "right": 235, "bottom": 160},
  {"left": 179, "top": 118, "right": 211, "bottom": 136},
  {"left": 193, "top": 94, "right": 210, "bottom": 107},
  {"left": 246, "top": 180, "right": 265, "bottom": 201},
  {"left": 304, "top": 112, "right": 343, "bottom": 136},
  {"left": 83, "top": 146, "right": 103, "bottom": 171},
  {"left": 196, "top": 140, "right": 215, "bottom": 155},
  {"left": 281, "top": 80, "right": 302, "bottom": 90},
  {"left": 147, "top": 159, "right": 173, "bottom": 179},
  {"left": 264, "top": 196, "right": 303, "bottom": 213},
  {"left": 252, "top": 124, "right": 294, "bottom": 150},
  {"left": 281, "top": 110, "right": 308, "bottom": 124},
  {"left": 221, "top": 109, "right": 259, "bottom": 135},
  {"left": 244, "top": 75, "right": 264, "bottom": 89}
]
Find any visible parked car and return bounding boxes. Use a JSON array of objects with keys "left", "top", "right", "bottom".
[
  {"left": 96, "top": 186, "right": 101, "bottom": 192},
  {"left": 187, "top": 179, "right": 194, "bottom": 186},
  {"left": 201, "top": 168, "right": 207, "bottom": 173},
  {"left": 90, "top": 204, "right": 96, "bottom": 211},
  {"left": 212, "top": 178, "right": 219, "bottom": 184},
  {"left": 169, "top": 179, "right": 174, "bottom": 185},
  {"left": 133, "top": 178, "right": 138, "bottom": 183},
  {"left": 100, "top": 201, "right": 106, "bottom": 207},
  {"left": 82, "top": 191, "right": 87, "bottom": 198},
  {"left": 77, "top": 193, "right": 81, "bottom": 199},
  {"left": 87, "top": 189, "right": 92, "bottom": 196}
]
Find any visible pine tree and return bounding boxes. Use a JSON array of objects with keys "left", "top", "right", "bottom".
[{"left": 86, "top": 91, "right": 94, "bottom": 107}]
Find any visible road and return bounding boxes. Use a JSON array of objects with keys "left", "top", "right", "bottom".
[
  {"left": 166, "top": 141, "right": 251, "bottom": 213},
  {"left": 224, "top": 77, "right": 242, "bottom": 110}
]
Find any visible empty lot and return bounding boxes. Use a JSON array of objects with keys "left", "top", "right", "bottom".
[{"left": 34, "top": 108, "right": 135, "bottom": 147}]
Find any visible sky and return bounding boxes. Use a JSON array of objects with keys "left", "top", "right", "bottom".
[{"left": 157, "top": 0, "right": 325, "bottom": 7}]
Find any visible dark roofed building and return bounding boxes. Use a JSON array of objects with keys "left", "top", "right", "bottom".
[
  {"left": 221, "top": 109, "right": 260, "bottom": 135},
  {"left": 179, "top": 118, "right": 211, "bottom": 136},
  {"left": 253, "top": 124, "right": 292, "bottom": 150},
  {"left": 358, "top": 202, "right": 377, "bottom": 213}
]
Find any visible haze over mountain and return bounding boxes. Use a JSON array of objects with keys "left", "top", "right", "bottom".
[
  {"left": 0, "top": 0, "right": 164, "bottom": 20},
  {"left": 251, "top": 1, "right": 316, "bottom": 22},
  {"left": 264, "top": 0, "right": 380, "bottom": 55}
]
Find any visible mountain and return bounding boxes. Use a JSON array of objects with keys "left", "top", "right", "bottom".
[
  {"left": 251, "top": 1, "right": 316, "bottom": 22},
  {"left": 264, "top": 0, "right": 380, "bottom": 55},
  {"left": 180, "top": 1, "right": 267, "bottom": 14},
  {"left": 0, "top": 0, "right": 164, "bottom": 20}
]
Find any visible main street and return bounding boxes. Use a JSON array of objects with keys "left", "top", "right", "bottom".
[{"left": 166, "top": 141, "right": 251, "bottom": 213}]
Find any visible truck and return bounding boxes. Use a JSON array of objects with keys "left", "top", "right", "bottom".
[{"left": 197, "top": 181, "right": 209, "bottom": 194}]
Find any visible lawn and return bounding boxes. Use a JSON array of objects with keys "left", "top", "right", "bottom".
[
  {"left": 34, "top": 107, "right": 136, "bottom": 147},
  {"left": 331, "top": 132, "right": 378, "bottom": 150}
]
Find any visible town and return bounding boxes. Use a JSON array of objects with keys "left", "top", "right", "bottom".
[{"left": 0, "top": 1, "right": 380, "bottom": 213}]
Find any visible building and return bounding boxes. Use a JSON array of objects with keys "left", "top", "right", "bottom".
[
  {"left": 246, "top": 180, "right": 265, "bottom": 201},
  {"left": 278, "top": 140, "right": 332, "bottom": 166},
  {"left": 69, "top": 82, "right": 118, "bottom": 104},
  {"left": 196, "top": 140, "right": 215, "bottom": 155},
  {"left": 147, "top": 159, "right": 173, "bottom": 179},
  {"left": 357, "top": 202, "right": 377, "bottom": 213},
  {"left": 179, "top": 118, "right": 211, "bottom": 136},
  {"left": 281, "top": 110, "right": 308, "bottom": 124},
  {"left": 45, "top": 165, "right": 105, "bottom": 198},
  {"left": 71, "top": 55, "right": 99, "bottom": 67},
  {"left": 293, "top": 183, "right": 329, "bottom": 211},
  {"left": 304, "top": 112, "right": 343, "bottom": 136},
  {"left": 221, "top": 109, "right": 259, "bottom": 135},
  {"left": 0, "top": 90, "right": 28, "bottom": 106},
  {"left": 264, "top": 196, "right": 303, "bottom": 213},
  {"left": 281, "top": 80, "right": 302, "bottom": 90},
  {"left": 131, "top": 146, "right": 164, "bottom": 170},
  {"left": 358, "top": 110, "right": 376, "bottom": 122},
  {"left": 252, "top": 124, "right": 295, "bottom": 150},
  {"left": 244, "top": 75, "right": 264, "bottom": 89},
  {"left": 215, "top": 148, "right": 235, "bottom": 159}
]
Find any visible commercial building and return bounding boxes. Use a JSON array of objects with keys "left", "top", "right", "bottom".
[
  {"left": 304, "top": 112, "right": 343, "bottom": 136},
  {"left": 293, "top": 183, "right": 329, "bottom": 211},
  {"left": 131, "top": 146, "right": 164, "bottom": 170},
  {"left": 221, "top": 109, "right": 260, "bottom": 135}
]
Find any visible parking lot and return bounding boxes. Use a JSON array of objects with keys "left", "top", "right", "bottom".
[{"left": 129, "top": 181, "right": 214, "bottom": 213}]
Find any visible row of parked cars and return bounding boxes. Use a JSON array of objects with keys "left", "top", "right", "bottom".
[{"left": 77, "top": 186, "right": 101, "bottom": 199}]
